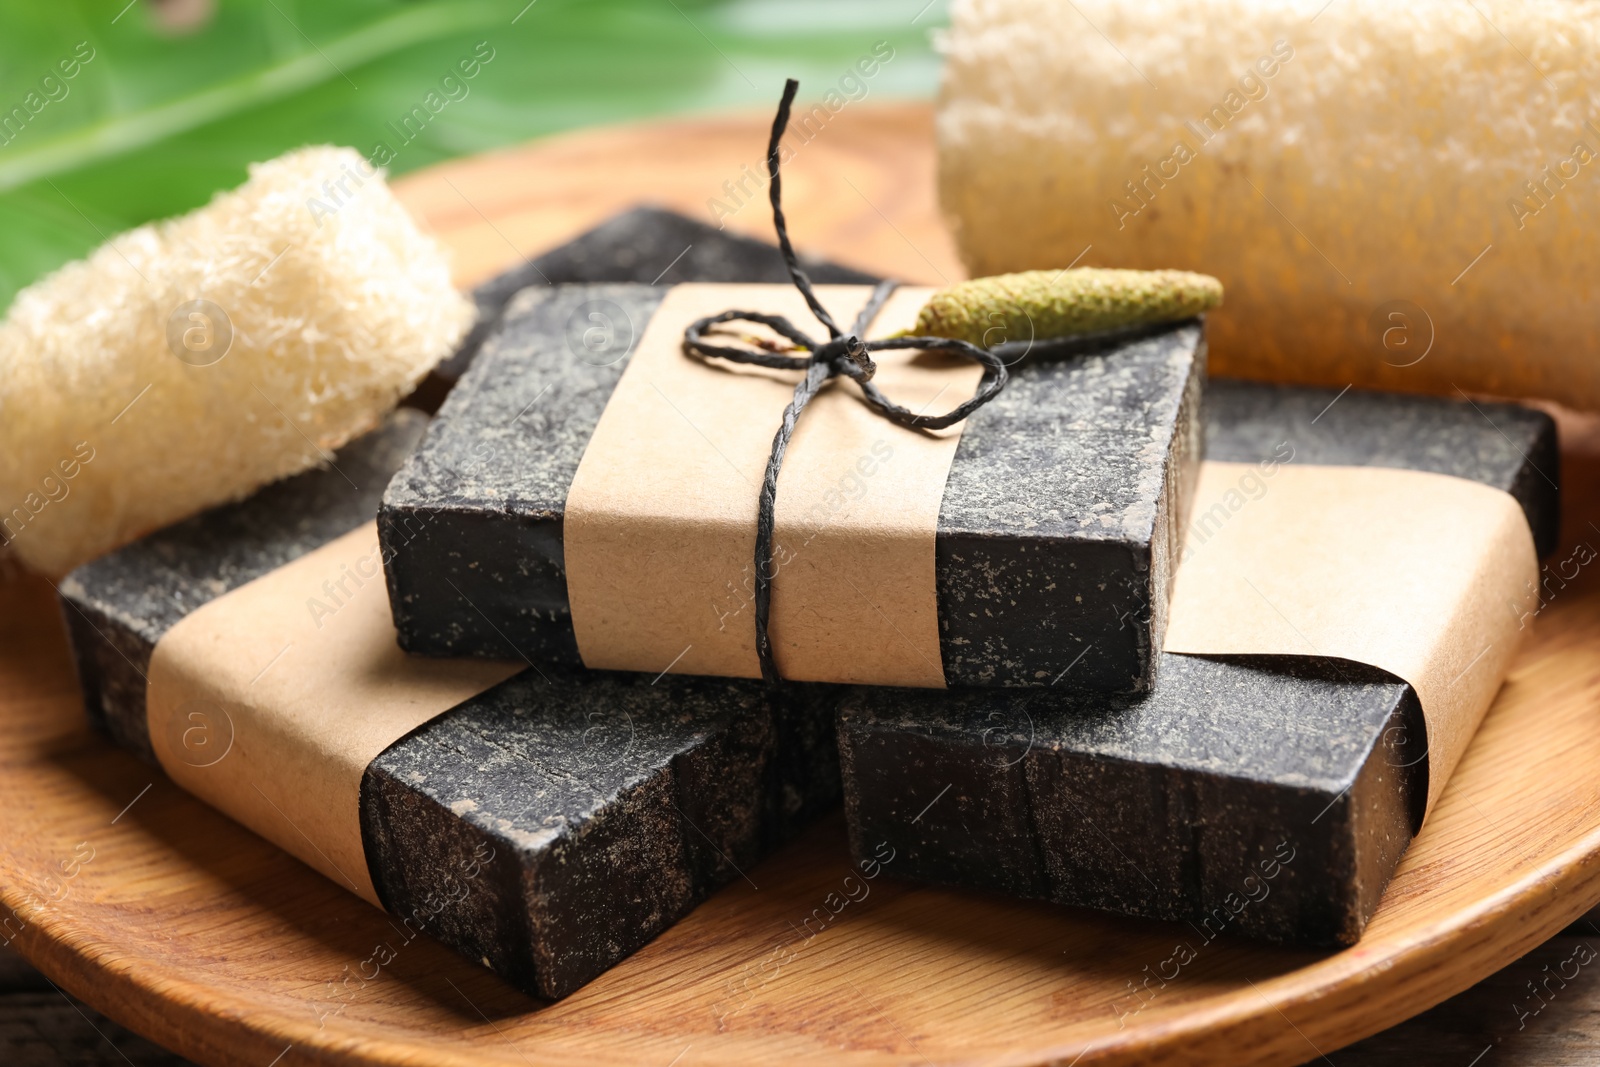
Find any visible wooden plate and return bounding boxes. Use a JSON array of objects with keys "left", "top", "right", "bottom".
[{"left": 6, "top": 103, "right": 1600, "bottom": 1067}]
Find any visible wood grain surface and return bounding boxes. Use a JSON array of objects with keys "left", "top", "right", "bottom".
[
  {"left": 392, "top": 102, "right": 962, "bottom": 291},
  {"left": 12, "top": 916, "right": 1600, "bottom": 1067},
  {"left": 4, "top": 103, "right": 1600, "bottom": 1067}
]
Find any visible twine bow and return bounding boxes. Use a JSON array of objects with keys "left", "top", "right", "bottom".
[{"left": 682, "top": 78, "right": 1010, "bottom": 684}]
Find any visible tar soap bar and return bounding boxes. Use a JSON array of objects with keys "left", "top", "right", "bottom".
[
  {"left": 58, "top": 412, "right": 841, "bottom": 1000},
  {"left": 381, "top": 282, "right": 1205, "bottom": 692},
  {"left": 837, "top": 380, "right": 1559, "bottom": 947}
]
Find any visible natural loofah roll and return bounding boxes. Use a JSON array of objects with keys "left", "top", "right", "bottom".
[
  {"left": 0, "top": 146, "right": 471, "bottom": 576},
  {"left": 938, "top": 0, "right": 1600, "bottom": 409}
]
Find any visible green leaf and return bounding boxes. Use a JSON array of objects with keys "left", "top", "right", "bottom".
[{"left": 0, "top": 0, "right": 944, "bottom": 312}]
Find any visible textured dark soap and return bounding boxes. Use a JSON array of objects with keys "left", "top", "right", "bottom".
[
  {"left": 838, "top": 379, "right": 1560, "bottom": 948},
  {"left": 363, "top": 666, "right": 839, "bottom": 999},
  {"left": 381, "top": 283, "right": 1205, "bottom": 692},
  {"left": 58, "top": 412, "right": 841, "bottom": 1000}
]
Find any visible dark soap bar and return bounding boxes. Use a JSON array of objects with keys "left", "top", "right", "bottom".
[
  {"left": 838, "top": 379, "right": 1560, "bottom": 948},
  {"left": 380, "top": 283, "right": 1205, "bottom": 692},
  {"left": 58, "top": 412, "right": 841, "bottom": 1000},
  {"left": 432, "top": 205, "right": 879, "bottom": 389},
  {"left": 363, "top": 666, "right": 839, "bottom": 999}
]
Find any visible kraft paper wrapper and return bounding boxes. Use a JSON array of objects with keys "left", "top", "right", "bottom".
[
  {"left": 1164, "top": 462, "right": 1539, "bottom": 819},
  {"left": 565, "top": 283, "right": 985, "bottom": 687},
  {"left": 147, "top": 523, "right": 520, "bottom": 906}
]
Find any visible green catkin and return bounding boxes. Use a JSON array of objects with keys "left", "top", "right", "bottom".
[{"left": 910, "top": 268, "right": 1224, "bottom": 347}]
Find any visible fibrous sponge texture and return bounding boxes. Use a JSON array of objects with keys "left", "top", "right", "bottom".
[
  {"left": 0, "top": 146, "right": 470, "bottom": 575},
  {"left": 938, "top": 0, "right": 1600, "bottom": 408}
]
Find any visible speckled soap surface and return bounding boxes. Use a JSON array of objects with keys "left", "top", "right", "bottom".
[
  {"left": 364, "top": 666, "right": 839, "bottom": 1000},
  {"left": 839, "top": 380, "right": 1560, "bottom": 949},
  {"left": 58, "top": 412, "right": 842, "bottom": 1002},
  {"left": 380, "top": 283, "right": 1205, "bottom": 692}
]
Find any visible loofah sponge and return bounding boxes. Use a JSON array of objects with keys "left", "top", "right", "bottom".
[
  {"left": 938, "top": 0, "right": 1600, "bottom": 408},
  {"left": 912, "top": 268, "right": 1221, "bottom": 346},
  {"left": 0, "top": 146, "right": 471, "bottom": 576}
]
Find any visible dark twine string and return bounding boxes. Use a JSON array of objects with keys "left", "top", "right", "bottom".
[{"left": 682, "top": 77, "right": 1010, "bottom": 684}]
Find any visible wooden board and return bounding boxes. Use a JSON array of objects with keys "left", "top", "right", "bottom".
[{"left": 5, "top": 102, "right": 1600, "bottom": 1067}]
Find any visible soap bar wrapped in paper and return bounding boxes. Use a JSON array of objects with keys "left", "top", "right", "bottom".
[
  {"left": 840, "top": 380, "right": 1558, "bottom": 947},
  {"left": 59, "top": 411, "right": 843, "bottom": 1001},
  {"left": 380, "top": 281, "right": 1205, "bottom": 693}
]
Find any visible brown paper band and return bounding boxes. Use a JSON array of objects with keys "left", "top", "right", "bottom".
[
  {"left": 147, "top": 522, "right": 520, "bottom": 906},
  {"left": 1164, "top": 461, "right": 1539, "bottom": 819},
  {"left": 564, "top": 283, "right": 985, "bottom": 687}
]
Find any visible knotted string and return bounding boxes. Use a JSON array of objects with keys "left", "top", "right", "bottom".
[{"left": 681, "top": 78, "right": 1010, "bottom": 684}]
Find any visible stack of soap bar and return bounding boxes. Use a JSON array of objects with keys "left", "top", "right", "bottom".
[
  {"left": 380, "top": 282, "right": 1205, "bottom": 692},
  {"left": 839, "top": 380, "right": 1559, "bottom": 947},
  {"left": 59, "top": 411, "right": 841, "bottom": 999}
]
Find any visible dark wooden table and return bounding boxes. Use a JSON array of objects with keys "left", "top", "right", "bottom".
[{"left": 7, "top": 908, "right": 1598, "bottom": 1066}]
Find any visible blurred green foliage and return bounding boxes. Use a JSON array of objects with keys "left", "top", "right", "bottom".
[{"left": 0, "top": 0, "right": 944, "bottom": 310}]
